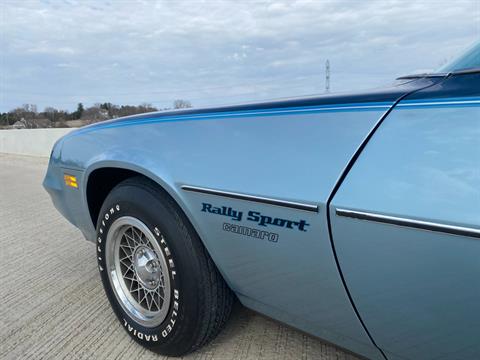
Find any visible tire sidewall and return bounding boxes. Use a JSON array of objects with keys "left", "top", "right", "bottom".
[{"left": 96, "top": 183, "right": 189, "bottom": 350}]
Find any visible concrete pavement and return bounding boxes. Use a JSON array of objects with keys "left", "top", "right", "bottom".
[{"left": 0, "top": 154, "right": 360, "bottom": 360}]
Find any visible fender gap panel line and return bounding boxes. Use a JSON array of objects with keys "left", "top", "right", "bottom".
[{"left": 323, "top": 80, "right": 445, "bottom": 360}]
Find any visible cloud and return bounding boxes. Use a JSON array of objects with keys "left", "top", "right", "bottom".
[{"left": 1, "top": 0, "right": 479, "bottom": 111}]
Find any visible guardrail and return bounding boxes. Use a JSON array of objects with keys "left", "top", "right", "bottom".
[{"left": 0, "top": 128, "right": 74, "bottom": 157}]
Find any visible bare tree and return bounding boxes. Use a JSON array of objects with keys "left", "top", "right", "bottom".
[
  {"left": 81, "top": 104, "right": 109, "bottom": 123},
  {"left": 173, "top": 99, "right": 192, "bottom": 109},
  {"left": 44, "top": 107, "right": 57, "bottom": 123}
]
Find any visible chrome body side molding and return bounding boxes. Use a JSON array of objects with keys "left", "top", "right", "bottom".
[
  {"left": 182, "top": 185, "right": 319, "bottom": 213},
  {"left": 336, "top": 208, "right": 480, "bottom": 239}
]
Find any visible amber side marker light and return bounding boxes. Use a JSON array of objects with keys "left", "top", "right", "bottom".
[{"left": 64, "top": 174, "right": 78, "bottom": 188}]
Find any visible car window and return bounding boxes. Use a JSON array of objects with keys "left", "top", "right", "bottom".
[{"left": 437, "top": 42, "right": 480, "bottom": 73}]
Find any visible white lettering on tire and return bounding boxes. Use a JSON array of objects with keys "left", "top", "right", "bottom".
[
  {"left": 100, "top": 209, "right": 180, "bottom": 340},
  {"left": 97, "top": 204, "right": 120, "bottom": 272}
]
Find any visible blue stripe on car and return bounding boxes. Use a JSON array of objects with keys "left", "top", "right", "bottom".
[
  {"left": 68, "top": 102, "right": 393, "bottom": 137},
  {"left": 67, "top": 97, "right": 480, "bottom": 137}
]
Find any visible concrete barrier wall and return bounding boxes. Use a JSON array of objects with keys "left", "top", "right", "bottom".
[{"left": 0, "top": 128, "right": 74, "bottom": 157}]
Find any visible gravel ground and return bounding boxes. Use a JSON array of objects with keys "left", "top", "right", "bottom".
[{"left": 0, "top": 153, "right": 360, "bottom": 360}]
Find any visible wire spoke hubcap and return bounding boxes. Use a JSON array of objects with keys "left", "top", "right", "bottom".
[
  {"left": 106, "top": 216, "right": 171, "bottom": 327},
  {"left": 134, "top": 246, "right": 162, "bottom": 289}
]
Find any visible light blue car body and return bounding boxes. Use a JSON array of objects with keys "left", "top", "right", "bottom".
[{"left": 44, "top": 48, "right": 480, "bottom": 360}]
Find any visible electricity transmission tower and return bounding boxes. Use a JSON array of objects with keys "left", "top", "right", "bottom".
[{"left": 325, "top": 59, "right": 330, "bottom": 93}]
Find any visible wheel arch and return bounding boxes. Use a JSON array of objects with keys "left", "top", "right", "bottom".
[
  {"left": 83, "top": 160, "right": 237, "bottom": 294},
  {"left": 86, "top": 166, "right": 139, "bottom": 226},
  {"left": 85, "top": 162, "right": 185, "bottom": 230}
]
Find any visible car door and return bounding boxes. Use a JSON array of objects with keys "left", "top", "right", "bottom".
[{"left": 330, "top": 73, "right": 480, "bottom": 360}]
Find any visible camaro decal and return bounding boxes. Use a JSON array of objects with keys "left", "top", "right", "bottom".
[
  {"left": 201, "top": 202, "right": 310, "bottom": 232},
  {"left": 223, "top": 222, "right": 279, "bottom": 242}
]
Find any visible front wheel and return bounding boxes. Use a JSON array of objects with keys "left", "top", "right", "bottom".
[{"left": 96, "top": 177, "right": 234, "bottom": 356}]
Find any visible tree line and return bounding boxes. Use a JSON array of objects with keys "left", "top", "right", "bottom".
[{"left": 0, "top": 99, "right": 192, "bottom": 129}]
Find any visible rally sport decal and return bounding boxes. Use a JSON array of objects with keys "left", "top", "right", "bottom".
[{"left": 201, "top": 202, "right": 310, "bottom": 242}]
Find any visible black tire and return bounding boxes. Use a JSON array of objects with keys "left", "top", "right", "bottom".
[{"left": 96, "top": 176, "right": 234, "bottom": 356}]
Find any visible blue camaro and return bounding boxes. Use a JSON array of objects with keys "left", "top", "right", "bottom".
[{"left": 44, "top": 43, "right": 480, "bottom": 360}]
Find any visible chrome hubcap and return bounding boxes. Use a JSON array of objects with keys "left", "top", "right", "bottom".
[
  {"left": 106, "top": 216, "right": 171, "bottom": 327},
  {"left": 134, "top": 246, "right": 161, "bottom": 290}
]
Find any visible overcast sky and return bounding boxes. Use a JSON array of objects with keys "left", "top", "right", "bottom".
[{"left": 1, "top": 0, "right": 479, "bottom": 112}]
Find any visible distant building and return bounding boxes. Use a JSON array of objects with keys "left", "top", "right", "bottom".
[{"left": 12, "top": 120, "right": 26, "bottom": 129}]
